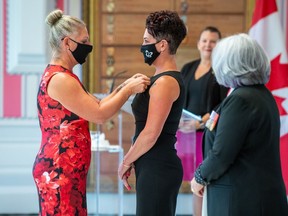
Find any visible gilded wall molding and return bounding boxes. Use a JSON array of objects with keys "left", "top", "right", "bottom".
[
  {"left": 82, "top": 0, "right": 102, "bottom": 192},
  {"left": 245, "top": 0, "right": 256, "bottom": 31},
  {"left": 82, "top": 0, "right": 101, "bottom": 94}
]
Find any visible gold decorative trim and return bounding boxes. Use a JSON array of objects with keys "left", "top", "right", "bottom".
[
  {"left": 245, "top": 0, "right": 256, "bottom": 32},
  {"left": 82, "top": 0, "right": 101, "bottom": 192},
  {"left": 82, "top": 0, "right": 101, "bottom": 94}
]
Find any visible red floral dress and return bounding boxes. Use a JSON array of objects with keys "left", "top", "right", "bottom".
[{"left": 32, "top": 65, "right": 91, "bottom": 216}]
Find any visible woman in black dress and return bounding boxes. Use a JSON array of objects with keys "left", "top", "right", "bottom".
[{"left": 118, "top": 10, "right": 187, "bottom": 216}]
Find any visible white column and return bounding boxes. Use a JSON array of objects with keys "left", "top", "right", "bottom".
[
  {"left": 0, "top": 2, "right": 3, "bottom": 117},
  {"left": 22, "top": 74, "right": 41, "bottom": 118}
]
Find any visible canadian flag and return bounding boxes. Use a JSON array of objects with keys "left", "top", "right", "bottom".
[{"left": 249, "top": 0, "right": 288, "bottom": 193}]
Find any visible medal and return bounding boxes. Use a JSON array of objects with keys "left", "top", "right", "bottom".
[{"left": 205, "top": 110, "right": 219, "bottom": 131}]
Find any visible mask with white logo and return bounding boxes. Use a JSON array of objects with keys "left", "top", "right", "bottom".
[{"left": 140, "top": 42, "right": 160, "bottom": 66}]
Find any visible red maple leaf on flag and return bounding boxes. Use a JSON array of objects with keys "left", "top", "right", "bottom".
[
  {"left": 249, "top": 0, "right": 288, "bottom": 193},
  {"left": 269, "top": 56, "right": 288, "bottom": 195},
  {"left": 268, "top": 55, "right": 288, "bottom": 116}
]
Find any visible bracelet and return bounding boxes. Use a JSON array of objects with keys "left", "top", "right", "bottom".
[
  {"left": 199, "top": 122, "right": 205, "bottom": 129},
  {"left": 122, "top": 158, "right": 133, "bottom": 168},
  {"left": 194, "top": 166, "right": 209, "bottom": 186},
  {"left": 123, "top": 163, "right": 131, "bottom": 168}
]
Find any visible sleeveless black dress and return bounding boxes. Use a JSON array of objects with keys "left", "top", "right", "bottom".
[{"left": 131, "top": 71, "right": 185, "bottom": 216}]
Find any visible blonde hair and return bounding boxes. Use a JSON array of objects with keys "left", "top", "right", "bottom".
[{"left": 45, "top": 9, "right": 86, "bottom": 53}]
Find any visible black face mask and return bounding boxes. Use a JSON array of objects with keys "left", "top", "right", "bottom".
[
  {"left": 69, "top": 38, "right": 93, "bottom": 65},
  {"left": 140, "top": 42, "right": 160, "bottom": 65}
]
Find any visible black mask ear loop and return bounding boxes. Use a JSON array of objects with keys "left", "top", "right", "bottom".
[{"left": 61, "top": 37, "right": 72, "bottom": 52}]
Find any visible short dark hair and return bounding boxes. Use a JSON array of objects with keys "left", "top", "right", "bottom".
[
  {"left": 145, "top": 10, "right": 187, "bottom": 54},
  {"left": 200, "top": 26, "right": 222, "bottom": 39}
]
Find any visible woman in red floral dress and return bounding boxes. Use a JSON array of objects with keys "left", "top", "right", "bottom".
[{"left": 32, "top": 9, "right": 149, "bottom": 216}]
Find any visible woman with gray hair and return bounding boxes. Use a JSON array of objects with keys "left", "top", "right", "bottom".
[{"left": 190, "top": 33, "right": 288, "bottom": 216}]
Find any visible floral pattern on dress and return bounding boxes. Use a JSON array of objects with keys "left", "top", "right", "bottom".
[{"left": 33, "top": 65, "right": 91, "bottom": 216}]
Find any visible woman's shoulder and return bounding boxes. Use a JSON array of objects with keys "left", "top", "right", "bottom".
[
  {"left": 152, "top": 71, "right": 182, "bottom": 83},
  {"left": 149, "top": 73, "right": 181, "bottom": 101},
  {"left": 181, "top": 59, "right": 200, "bottom": 76},
  {"left": 181, "top": 59, "right": 200, "bottom": 69},
  {"left": 222, "top": 86, "right": 266, "bottom": 107},
  {"left": 45, "top": 64, "right": 80, "bottom": 81},
  {"left": 45, "top": 64, "right": 70, "bottom": 73},
  {"left": 183, "top": 59, "right": 200, "bottom": 66}
]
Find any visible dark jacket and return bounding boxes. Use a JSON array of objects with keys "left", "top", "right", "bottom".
[
  {"left": 181, "top": 59, "right": 229, "bottom": 116},
  {"left": 201, "top": 85, "right": 288, "bottom": 216}
]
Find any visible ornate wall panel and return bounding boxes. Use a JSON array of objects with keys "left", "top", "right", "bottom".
[
  {"left": 176, "top": 0, "right": 245, "bottom": 13},
  {"left": 101, "top": 0, "right": 175, "bottom": 13},
  {"left": 101, "top": 14, "right": 147, "bottom": 45},
  {"left": 6, "top": 0, "right": 49, "bottom": 74},
  {"left": 184, "top": 14, "right": 245, "bottom": 47}
]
